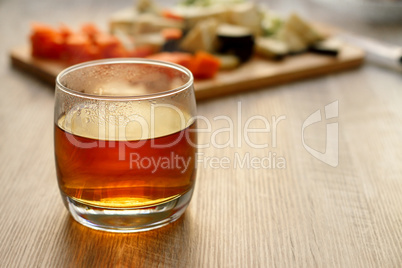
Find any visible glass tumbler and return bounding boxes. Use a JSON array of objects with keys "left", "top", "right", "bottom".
[{"left": 54, "top": 59, "right": 197, "bottom": 232}]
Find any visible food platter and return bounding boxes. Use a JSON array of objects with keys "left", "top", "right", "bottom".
[
  {"left": 10, "top": 39, "right": 364, "bottom": 100},
  {"left": 10, "top": 0, "right": 365, "bottom": 100}
]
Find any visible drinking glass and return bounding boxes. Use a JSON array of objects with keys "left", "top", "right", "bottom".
[{"left": 54, "top": 59, "right": 197, "bottom": 232}]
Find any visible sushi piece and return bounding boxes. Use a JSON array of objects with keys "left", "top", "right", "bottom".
[
  {"left": 214, "top": 54, "right": 241, "bottom": 70},
  {"left": 216, "top": 23, "right": 255, "bottom": 62},
  {"left": 179, "top": 18, "right": 219, "bottom": 53},
  {"left": 310, "top": 38, "right": 340, "bottom": 56},
  {"left": 255, "top": 37, "right": 289, "bottom": 60}
]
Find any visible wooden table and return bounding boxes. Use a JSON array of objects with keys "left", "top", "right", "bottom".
[{"left": 1, "top": 0, "right": 402, "bottom": 267}]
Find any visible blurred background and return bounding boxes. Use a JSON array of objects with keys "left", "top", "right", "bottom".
[{"left": 1, "top": 0, "right": 401, "bottom": 72}]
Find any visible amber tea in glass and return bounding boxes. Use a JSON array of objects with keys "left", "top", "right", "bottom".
[{"left": 54, "top": 59, "right": 197, "bottom": 232}]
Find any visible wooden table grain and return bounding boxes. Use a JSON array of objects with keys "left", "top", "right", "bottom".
[{"left": 1, "top": 0, "right": 402, "bottom": 267}]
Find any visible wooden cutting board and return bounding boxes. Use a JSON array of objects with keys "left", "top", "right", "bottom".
[{"left": 10, "top": 42, "right": 364, "bottom": 100}]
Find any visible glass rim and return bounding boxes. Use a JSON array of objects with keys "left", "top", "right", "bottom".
[{"left": 55, "top": 58, "right": 194, "bottom": 101}]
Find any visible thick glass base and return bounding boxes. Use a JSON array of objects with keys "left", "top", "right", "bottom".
[{"left": 63, "top": 188, "right": 193, "bottom": 233}]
